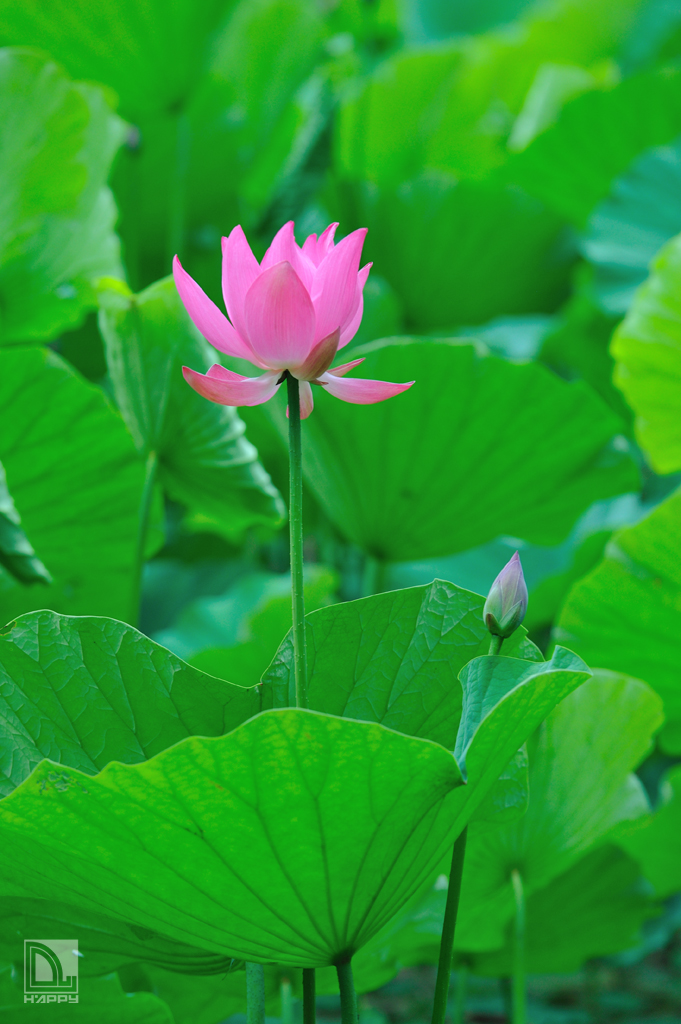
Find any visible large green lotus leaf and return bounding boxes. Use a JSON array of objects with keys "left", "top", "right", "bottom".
[
  {"left": 339, "top": 175, "right": 571, "bottom": 330},
  {"left": 0, "top": 897, "right": 237, "bottom": 977},
  {"left": 0, "top": 49, "right": 125, "bottom": 343},
  {"left": 337, "top": 0, "right": 643, "bottom": 185},
  {"left": 266, "top": 338, "right": 638, "bottom": 561},
  {"left": 0, "top": 347, "right": 145, "bottom": 623},
  {"left": 0, "top": 610, "right": 259, "bottom": 797},
  {"left": 98, "top": 276, "right": 284, "bottom": 539},
  {"left": 261, "top": 579, "right": 541, "bottom": 748},
  {"left": 509, "top": 66, "right": 681, "bottom": 225},
  {"left": 113, "top": 0, "right": 325, "bottom": 289},
  {"left": 610, "top": 232, "right": 681, "bottom": 474},
  {"left": 582, "top": 137, "right": 681, "bottom": 315},
  {"left": 555, "top": 488, "right": 681, "bottom": 753},
  {"left": 0, "top": 967, "right": 173, "bottom": 1023},
  {"left": 0, "top": 710, "right": 466, "bottom": 967},
  {"left": 454, "top": 670, "right": 661, "bottom": 950},
  {"left": 0, "top": 462, "right": 51, "bottom": 585},
  {"left": 469, "top": 844, "right": 656, "bottom": 975},
  {"left": 0, "top": 1, "right": 236, "bottom": 120},
  {"left": 620, "top": 764, "right": 681, "bottom": 898}
]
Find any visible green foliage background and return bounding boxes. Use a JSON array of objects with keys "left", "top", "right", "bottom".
[{"left": 1, "top": 0, "right": 681, "bottom": 1021}]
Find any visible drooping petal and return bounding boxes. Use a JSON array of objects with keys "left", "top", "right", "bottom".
[
  {"left": 311, "top": 228, "right": 367, "bottom": 343},
  {"left": 244, "top": 261, "right": 316, "bottom": 368},
  {"left": 327, "top": 357, "right": 365, "bottom": 377},
  {"left": 261, "top": 221, "right": 315, "bottom": 289},
  {"left": 221, "top": 225, "right": 261, "bottom": 343},
  {"left": 339, "top": 263, "right": 372, "bottom": 349},
  {"left": 318, "top": 371, "right": 414, "bottom": 404},
  {"left": 287, "top": 380, "right": 315, "bottom": 420},
  {"left": 183, "top": 364, "right": 281, "bottom": 407},
  {"left": 173, "top": 256, "right": 256, "bottom": 362}
]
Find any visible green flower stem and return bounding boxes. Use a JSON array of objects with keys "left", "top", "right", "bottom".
[
  {"left": 246, "top": 962, "right": 266, "bottom": 1024},
  {"left": 431, "top": 827, "right": 468, "bottom": 1024},
  {"left": 281, "top": 976, "right": 294, "bottom": 1024},
  {"left": 488, "top": 634, "right": 503, "bottom": 656},
  {"left": 286, "top": 374, "right": 308, "bottom": 709},
  {"left": 131, "top": 449, "right": 158, "bottom": 627},
  {"left": 452, "top": 964, "right": 469, "bottom": 1024},
  {"left": 511, "top": 868, "right": 526, "bottom": 1024},
  {"left": 336, "top": 961, "right": 358, "bottom": 1024},
  {"left": 303, "top": 967, "right": 316, "bottom": 1024}
]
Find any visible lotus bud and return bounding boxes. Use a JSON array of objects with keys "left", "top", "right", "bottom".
[{"left": 483, "top": 551, "right": 528, "bottom": 639}]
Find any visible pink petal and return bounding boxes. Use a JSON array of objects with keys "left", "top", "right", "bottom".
[
  {"left": 287, "top": 381, "right": 314, "bottom": 420},
  {"left": 328, "top": 357, "right": 365, "bottom": 377},
  {"left": 173, "top": 256, "right": 256, "bottom": 362},
  {"left": 244, "top": 261, "right": 316, "bottom": 369},
  {"left": 311, "top": 228, "right": 367, "bottom": 343},
  {"left": 318, "top": 371, "right": 414, "bottom": 404},
  {"left": 183, "top": 365, "right": 281, "bottom": 407},
  {"left": 261, "top": 221, "right": 314, "bottom": 290},
  {"left": 221, "top": 226, "right": 261, "bottom": 344},
  {"left": 302, "top": 232, "right": 318, "bottom": 261},
  {"left": 339, "top": 263, "right": 372, "bottom": 349}
]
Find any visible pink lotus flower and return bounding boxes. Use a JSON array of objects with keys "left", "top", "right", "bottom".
[{"left": 173, "top": 221, "right": 413, "bottom": 418}]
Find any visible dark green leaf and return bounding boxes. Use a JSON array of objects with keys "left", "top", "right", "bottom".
[
  {"left": 0, "top": 462, "right": 51, "bottom": 585},
  {"left": 469, "top": 845, "right": 656, "bottom": 975},
  {"left": 455, "top": 670, "right": 661, "bottom": 950},
  {"left": 0, "top": 347, "right": 145, "bottom": 624},
  {"left": 583, "top": 136, "right": 681, "bottom": 315},
  {"left": 267, "top": 339, "right": 638, "bottom": 561},
  {"left": 0, "top": 897, "right": 238, "bottom": 977},
  {"left": 98, "top": 276, "right": 285, "bottom": 539}
]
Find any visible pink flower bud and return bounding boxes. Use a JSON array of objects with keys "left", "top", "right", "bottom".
[{"left": 483, "top": 551, "right": 528, "bottom": 639}]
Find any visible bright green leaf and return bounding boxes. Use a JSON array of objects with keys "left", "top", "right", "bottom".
[
  {"left": 509, "top": 66, "right": 681, "bottom": 225},
  {"left": 555, "top": 488, "right": 681, "bottom": 753},
  {"left": 0, "top": 710, "right": 466, "bottom": 967},
  {"left": 611, "top": 231, "right": 681, "bottom": 474},
  {"left": 0, "top": 967, "right": 173, "bottom": 1023},
  {"left": 98, "top": 276, "right": 285, "bottom": 539},
  {"left": 0, "top": 462, "right": 51, "bottom": 585},
  {"left": 0, "top": 609, "right": 259, "bottom": 797},
  {"left": 0, "top": 347, "right": 145, "bottom": 623},
  {"left": 621, "top": 764, "right": 681, "bottom": 898},
  {"left": 266, "top": 339, "right": 638, "bottom": 561},
  {"left": 0, "top": 1, "right": 236, "bottom": 120},
  {"left": 262, "top": 579, "right": 541, "bottom": 748},
  {"left": 0, "top": 49, "right": 125, "bottom": 342}
]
